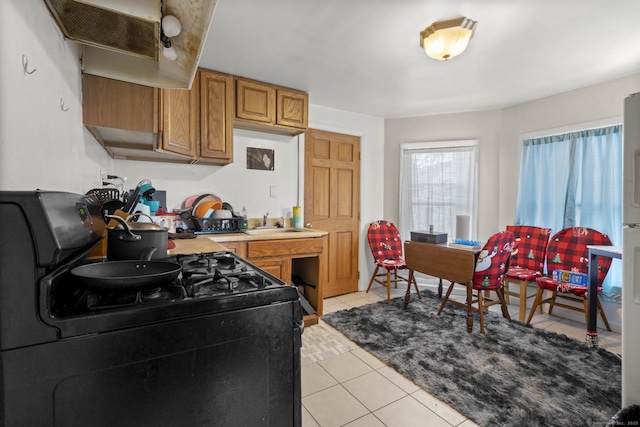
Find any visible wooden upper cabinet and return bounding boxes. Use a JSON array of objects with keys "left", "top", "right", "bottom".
[
  {"left": 83, "top": 70, "right": 306, "bottom": 163},
  {"left": 198, "top": 69, "right": 234, "bottom": 164},
  {"left": 277, "top": 89, "right": 308, "bottom": 129},
  {"left": 82, "top": 74, "right": 158, "bottom": 133},
  {"left": 235, "top": 79, "right": 276, "bottom": 124},
  {"left": 159, "top": 86, "right": 198, "bottom": 158},
  {"left": 235, "top": 77, "right": 308, "bottom": 135}
]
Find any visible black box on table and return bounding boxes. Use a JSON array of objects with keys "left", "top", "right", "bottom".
[{"left": 410, "top": 231, "right": 448, "bottom": 244}]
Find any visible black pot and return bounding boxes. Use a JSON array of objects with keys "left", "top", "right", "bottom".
[{"left": 105, "top": 214, "right": 168, "bottom": 260}]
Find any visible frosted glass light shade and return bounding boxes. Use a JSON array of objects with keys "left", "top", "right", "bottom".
[
  {"left": 420, "top": 17, "right": 477, "bottom": 61},
  {"left": 162, "top": 15, "right": 182, "bottom": 38},
  {"left": 162, "top": 45, "right": 178, "bottom": 61}
]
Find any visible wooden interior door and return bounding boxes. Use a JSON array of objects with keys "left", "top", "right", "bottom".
[{"left": 305, "top": 129, "right": 360, "bottom": 297}]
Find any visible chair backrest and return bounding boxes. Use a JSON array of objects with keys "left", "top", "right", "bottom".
[
  {"left": 367, "top": 220, "right": 404, "bottom": 262},
  {"left": 506, "top": 225, "right": 552, "bottom": 274},
  {"left": 472, "top": 230, "right": 515, "bottom": 289},
  {"left": 545, "top": 227, "right": 613, "bottom": 285}
]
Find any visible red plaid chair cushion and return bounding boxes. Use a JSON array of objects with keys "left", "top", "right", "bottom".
[
  {"left": 472, "top": 230, "right": 515, "bottom": 290},
  {"left": 505, "top": 225, "right": 551, "bottom": 281},
  {"left": 367, "top": 220, "right": 407, "bottom": 271},
  {"left": 535, "top": 227, "right": 612, "bottom": 297}
]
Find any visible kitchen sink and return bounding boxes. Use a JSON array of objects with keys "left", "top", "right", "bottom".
[{"left": 244, "top": 227, "right": 306, "bottom": 235}]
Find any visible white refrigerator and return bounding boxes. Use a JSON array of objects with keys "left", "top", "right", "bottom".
[{"left": 623, "top": 91, "right": 640, "bottom": 407}]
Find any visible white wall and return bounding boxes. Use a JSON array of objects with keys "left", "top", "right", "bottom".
[
  {"left": 384, "top": 73, "right": 640, "bottom": 331},
  {"left": 0, "top": 0, "right": 386, "bottom": 292},
  {"left": 384, "top": 109, "right": 503, "bottom": 241},
  {"left": 0, "top": 0, "right": 111, "bottom": 192},
  {"left": 110, "top": 130, "right": 300, "bottom": 219}
]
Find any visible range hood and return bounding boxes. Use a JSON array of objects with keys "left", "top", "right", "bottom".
[{"left": 43, "top": 0, "right": 217, "bottom": 89}]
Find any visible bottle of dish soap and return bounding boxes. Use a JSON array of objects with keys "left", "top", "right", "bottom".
[{"left": 241, "top": 207, "right": 248, "bottom": 230}]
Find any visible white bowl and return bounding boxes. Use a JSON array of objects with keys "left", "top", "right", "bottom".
[{"left": 211, "top": 209, "right": 233, "bottom": 219}]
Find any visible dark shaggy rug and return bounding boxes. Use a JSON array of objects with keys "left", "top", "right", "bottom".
[{"left": 322, "top": 290, "right": 621, "bottom": 427}]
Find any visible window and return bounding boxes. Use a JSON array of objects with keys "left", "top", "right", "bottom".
[
  {"left": 514, "top": 124, "right": 622, "bottom": 301},
  {"left": 399, "top": 141, "right": 478, "bottom": 242}
]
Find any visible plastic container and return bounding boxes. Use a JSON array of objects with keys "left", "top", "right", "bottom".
[{"left": 292, "top": 206, "right": 302, "bottom": 228}]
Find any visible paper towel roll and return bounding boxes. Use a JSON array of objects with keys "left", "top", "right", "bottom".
[{"left": 456, "top": 215, "right": 470, "bottom": 240}]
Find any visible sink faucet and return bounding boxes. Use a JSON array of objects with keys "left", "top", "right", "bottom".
[{"left": 263, "top": 213, "right": 269, "bottom": 227}]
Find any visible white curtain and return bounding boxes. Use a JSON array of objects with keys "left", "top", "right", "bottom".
[{"left": 399, "top": 142, "right": 478, "bottom": 242}]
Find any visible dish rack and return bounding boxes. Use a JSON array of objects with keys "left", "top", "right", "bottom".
[
  {"left": 192, "top": 217, "right": 244, "bottom": 234},
  {"left": 86, "top": 188, "right": 121, "bottom": 204}
]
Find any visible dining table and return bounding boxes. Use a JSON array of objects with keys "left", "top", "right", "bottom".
[{"left": 404, "top": 240, "right": 480, "bottom": 332}]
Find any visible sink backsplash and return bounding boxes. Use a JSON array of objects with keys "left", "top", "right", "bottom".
[{"left": 246, "top": 217, "right": 291, "bottom": 229}]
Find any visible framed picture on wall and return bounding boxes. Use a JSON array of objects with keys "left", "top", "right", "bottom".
[{"left": 247, "top": 147, "right": 275, "bottom": 171}]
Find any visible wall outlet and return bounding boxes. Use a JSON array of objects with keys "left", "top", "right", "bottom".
[{"left": 270, "top": 185, "right": 276, "bottom": 197}]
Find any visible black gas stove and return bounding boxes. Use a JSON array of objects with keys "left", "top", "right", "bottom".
[
  {"left": 46, "top": 249, "right": 296, "bottom": 339},
  {"left": 56, "top": 251, "right": 284, "bottom": 312},
  {"left": 0, "top": 191, "right": 302, "bottom": 427}
]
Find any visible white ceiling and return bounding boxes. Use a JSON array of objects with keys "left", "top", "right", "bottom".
[{"left": 199, "top": 0, "right": 640, "bottom": 118}]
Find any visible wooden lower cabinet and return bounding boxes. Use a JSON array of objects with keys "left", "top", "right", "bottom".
[
  {"left": 221, "top": 236, "right": 326, "bottom": 326},
  {"left": 218, "top": 241, "right": 246, "bottom": 258},
  {"left": 251, "top": 258, "right": 290, "bottom": 283}
]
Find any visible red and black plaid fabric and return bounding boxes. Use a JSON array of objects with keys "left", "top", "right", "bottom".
[
  {"left": 536, "top": 227, "right": 612, "bottom": 297},
  {"left": 367, "top": 220, "right": 407, "bottom": 271},
  {"left": 505, "top": 225, "right": 551, "bottom": 280},
  {"left": 472, "top": 230, "right": 515, "bottom": 290}
]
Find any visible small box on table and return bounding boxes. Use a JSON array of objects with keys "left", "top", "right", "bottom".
[
  {"left": 410, "top": 231, "right": 448, "bottom": 244},
  {"left": 552, "top": 270, "right": 588, "bottom": 286}
]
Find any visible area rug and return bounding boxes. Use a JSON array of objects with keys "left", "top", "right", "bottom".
[{"left": 322, "top": 290, "right": 621, "bottom": 427}]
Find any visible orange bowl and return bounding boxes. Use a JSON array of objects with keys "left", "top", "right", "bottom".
[{"left": 194, "top": 201, "right": 222, "bottom": 218}]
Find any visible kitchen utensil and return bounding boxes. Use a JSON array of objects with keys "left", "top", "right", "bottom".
[
  {"left": 86, "top": 188, "right": 120, "bottom": 205},
  {"left": 183, "top": 193, "right": 222, "bottom": 210},
  {"left": 102, "top": 199, "right": 125, "bottom": 216},
  {"left": 71, "top": 260, "right": 182, "bottom": 291},
  {"left": 106, "top": 214, "right": 168, "bottom": 260},
  {"left": 142, "top": 199, "right": 160, "bottom": 215},
  {"left": 211, "top": 209, "right": 233, "bottom": 219},
  {"left": 122, "top": 186, "right": 140, "bottom": 214},
  {"left": 137, "top": 179, "right": 155, "bottom": 198},
  {"left": 195, "top": 201, "right": 222, "bottom": 218}
]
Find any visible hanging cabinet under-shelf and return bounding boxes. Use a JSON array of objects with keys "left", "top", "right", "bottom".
[{"left": 82, "top": 69, "right": 234, "bottom": 165}]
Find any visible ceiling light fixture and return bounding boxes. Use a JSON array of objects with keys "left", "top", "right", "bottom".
[
  {"left": 160, "top": 14, "right": 182, "bottom": 61},
  {"left": 420, "top": 17, "right": 477, "bottom": 61}
]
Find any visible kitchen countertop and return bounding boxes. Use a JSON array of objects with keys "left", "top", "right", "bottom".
[
  {"left": 167, "top": 236, "right": 228, "bottom": 255},
  {"left": 167, "top": 229, "right": 328, "bottom": 255},
  {"left": 208, "top": 228, "right": 327, "bottom": 243}
]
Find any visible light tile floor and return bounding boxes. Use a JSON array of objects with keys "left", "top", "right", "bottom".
[{"left": 301, "top": 284, "right": 622, "bottom": 427}]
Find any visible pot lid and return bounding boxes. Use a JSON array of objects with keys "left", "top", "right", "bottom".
[{"left": 107, "top": 214, "right": 167, "bottom": 231}]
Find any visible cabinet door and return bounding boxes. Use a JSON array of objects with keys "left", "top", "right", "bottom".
[
  {"left": 199, "top": 70, "right": 234, "bottom": 163},
  {"left": 221, "top": 241, "right": 247, "bottom": 258},
  {"left": 251, "top": 258, "right": 291, "bottom": 283},
  {"left": 235, "top": 79, "right": 275, "bottom": 124},
  {"left": 276, "top": 89, "right": 308, "bottom": 129},
  {"left": 159, "top": 86, "right": 198, "bottom": 158},
  {"left": 82, "top": 75, "right": 158, "bottom": 133}
]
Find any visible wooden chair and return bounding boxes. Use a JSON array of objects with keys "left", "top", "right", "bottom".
[
  {"left": 503, "top": 225, "right": 551, "bottom": 322},
  {"left": 437, "top": 230, "right": 515, "bottom": 333},
  {"left": 365, "top": 220, "right": 420, "bottom": 303},
  {"left": 526, "top": 227, "right": 612, "bottom": 330}
]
